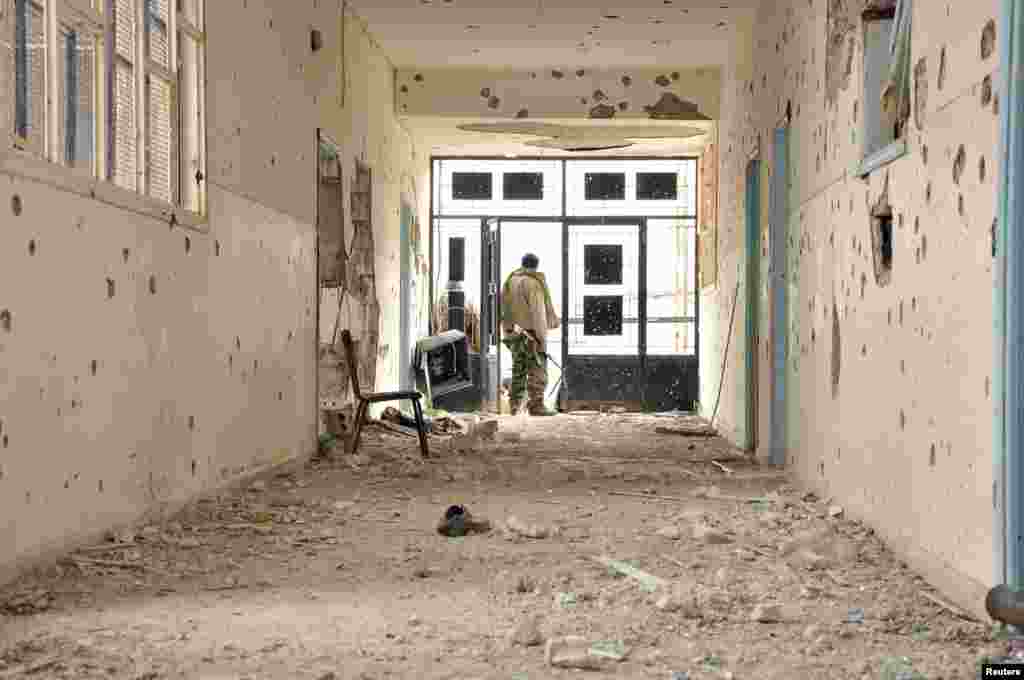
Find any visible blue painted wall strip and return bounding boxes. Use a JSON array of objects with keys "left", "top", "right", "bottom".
[
  {"left": 769, "top": 128, "right": 789, "bottom": 467},
  {"left": 1000, "top": 0, "right": 1024, "bottom": 591},
  {"left": 745, "top": 160, "right": 761, "bottom": 452}
]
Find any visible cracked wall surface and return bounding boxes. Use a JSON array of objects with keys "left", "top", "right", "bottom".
[
  {"left": 1, "top": 1, "right": 429, "bottom": 584},
  {"left": 704, "top": 0, "right": 999, "bottom": 618}
]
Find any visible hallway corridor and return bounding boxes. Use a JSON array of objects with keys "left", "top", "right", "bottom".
[{"left": 0, "top": 415, "right": 997, "bottom": 679}]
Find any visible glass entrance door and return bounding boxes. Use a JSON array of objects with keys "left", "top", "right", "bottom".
[{"left": 565, "top": 219, "right": 642, "bottom": 410}]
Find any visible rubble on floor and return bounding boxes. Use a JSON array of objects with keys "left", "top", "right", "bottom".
[{"left": 0, "top": 414, "right": 1003, "bottom": 679}]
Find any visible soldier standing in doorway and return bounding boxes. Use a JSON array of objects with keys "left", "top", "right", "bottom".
[{"left": 501, "top": 253, "right": 560, "bottom": 416}]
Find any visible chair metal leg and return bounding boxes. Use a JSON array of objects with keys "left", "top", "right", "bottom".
[
  {"left": 411, "top": 399, "right": 430, "bottom": 458},
  {"left": 350, "top": 400, "right": 367, "bottom": 455}
]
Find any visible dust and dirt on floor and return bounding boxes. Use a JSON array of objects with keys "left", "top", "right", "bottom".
[{"left": 0, "top": 413, "right": 1006, "bottom": 679}]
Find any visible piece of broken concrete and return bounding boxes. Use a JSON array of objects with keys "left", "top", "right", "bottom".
[
  {"left": 656, "top": 525, "right": 683, "bottom": 540},
  {"left": 508, "top": 615, "right": 545, "bottom": 647},
  {"left": 692, "top": 524, "right": 733, "bottom": 545},
  {"left": 545, "top": 636, "right": 629, "bottom": 669},
  {"left": 751, "top": 603, "right": 784, "bottom": 623},
  {"left": 505, "top": 515, "right": 550, "bottom": 539}
]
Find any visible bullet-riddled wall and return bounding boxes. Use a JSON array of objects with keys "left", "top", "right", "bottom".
[
  {"left": 703, "top": 1, "right": 999, "bottom": 617},
  {"left": 0, "top": 1, "right": 429, "bottom": 583}
]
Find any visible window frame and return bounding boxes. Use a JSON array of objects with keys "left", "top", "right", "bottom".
[
  {"left": 4, "top": 0, "right": 207, "bottom": 225},
  {"left": 857, "top": 5, "right": 909, "bottom": 177}
]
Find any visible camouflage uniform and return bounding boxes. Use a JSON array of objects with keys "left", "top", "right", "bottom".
[
  {"left": 501, "top": 332, "right": 547, "bottom": 414},
  {"left": 502, "top": 267, "right": 560, "bottom": 415}
]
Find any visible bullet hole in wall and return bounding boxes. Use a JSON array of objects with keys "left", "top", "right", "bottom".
[
  {"left": 90, "top": 360, "right": 97, "bottom": 376},
  {"left": 982, "top": 19, "right": 997, "bottom": 60},
  {"left": 122, "top": 248, "right": 130, "bottom": 263},
  {"left": 980, "top": 156, "right": 987, "bottom": 182},
  {"left": 188, "top": 415, "right": 195, "bottom": 431},
  {"left": 622, "top": 75, "right": 632, "bottom": 87},
  {"left": 870, "top": 190, "right": 894, "bottom": 286},
  {"left": 551, "top": 69, "right": 564, "bottom": 79},
  {"left": 11, "top": 194, "right": 22, "bottom": 216},
  {"left": 191, "top": 460, "right": 197, "bottom": 476},
  {"left": 900, "top": 409, "right": 906, "bottom": 430},
  {"left": 993, "top": 217, "right": 999, "bottom": 256},
  {"left": 98, "top": 479, "right": 104, "bottom": 492},
  {"left": 958, "top": 194, "right": 965, "bottom": 216},
  {"left": 215, "top": 240, "right": 221, "bottom": 256},
  {"left": 480, "top": 87, "right": 490, "bottom": 98},
  {"left": 149, "top": 275, "right": 157, "bottom": 294},
  {"left": 913, "top": 57, "right": 928, "bottom": 130},
  {"left": 938, "top": 46, "right": 947, "bottom": 91},
  {"left": 311, "top": 28, "right": 323, "bottom": 53},
  {"left": 921, "top": 144, "right": 928, "bottom": 165},
  {"left": 27, "top": 240, "right": 36, "bottom": 255},
  {"left": 185, "top": 236, "right": 191, "bottom": 254},
  {"left": 952, "top": 145, "right": 966, "bottom": 185},
  {"left": 831, "top": 302, "right": 841, "bottom": 399},
  {"left": 106, "top": 278, "right": 115, "bottom": 299},
  {"left": 516, "top": 108, "right": 529, "bottom": 118},
  {"left": 925, "top": 181, "right": 932, "bottom": 203},
  {"left": 0, "top": 309, "right": 11, "bottom": 333},
  {"left": 929, "top": 443, "right": 936, "bottom": 466},
  {"left": 982, "top": 75, "right": 993, "bottom": 106}
]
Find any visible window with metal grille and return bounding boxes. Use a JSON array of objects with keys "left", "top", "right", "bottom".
[
  {"left": 502, "top": 172, "right": 543, "bottom": 200},
  {"left": 636, "top": 172, "right": 678, "bottom": 200},
  {"left": 59, "top": 20, "right": 99, "bottom": 172},
  {"left": 11, "top": 0, "right": 47, "bottom": 156},
  {"left": 584, "top": 173, "right": 625, "bottom": 200},
  {"left": 452, "top": 172, "right": 493, "bottom": 200}
]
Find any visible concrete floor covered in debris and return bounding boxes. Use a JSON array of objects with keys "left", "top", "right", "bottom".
[{"left": 0, "top": 414, "right": 1003, "bottom": 679}]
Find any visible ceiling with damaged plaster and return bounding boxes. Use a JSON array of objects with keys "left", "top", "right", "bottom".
[
  {"left": 347, "top": 1, "right": 743, "bottom": 155},
  {"left": 403, "top": 117, "right": 714, "bottom": 156},
  {"left": 346, "top": 0, "right": 759, "bottom": 68}
]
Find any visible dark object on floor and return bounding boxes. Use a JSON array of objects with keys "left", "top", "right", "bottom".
[
  {"left": 382, "top": 405, "right": 433, "bottom": 430},
  {"left": 436, "top": 505, "right": 492, "bottom": 537},
  {"left": 655, "top": 425, "right": 717, "bottom": 437},
  {"left": 987, "top": 584, "right": 1024, "bottom": 628},
  {"left": 341, "top": 330, "right": 429, "bottom": 458}
]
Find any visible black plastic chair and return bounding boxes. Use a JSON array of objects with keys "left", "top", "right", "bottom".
[{"left": 340, "top": 330, "right": 429, "bottom": 458}]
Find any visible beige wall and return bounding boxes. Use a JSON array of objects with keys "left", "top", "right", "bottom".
[
  {"left": 0, "top": 1, "right": 429, "bottom": 583},
  {"left": 703, "top": 1, "right": 1000, "bottom": 616}
]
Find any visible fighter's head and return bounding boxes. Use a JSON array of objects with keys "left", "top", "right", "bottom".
[{"left": 521, "top": 253, "right": 539, "bottom": 270}]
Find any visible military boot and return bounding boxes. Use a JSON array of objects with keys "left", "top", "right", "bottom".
[{"left": 527, "top": 402, "right": 558, "bottom": 416}]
